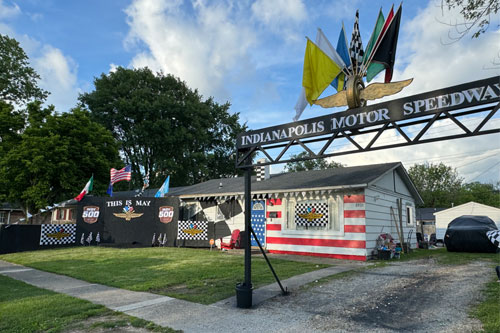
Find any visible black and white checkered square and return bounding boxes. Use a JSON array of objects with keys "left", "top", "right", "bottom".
[
  {"left": 40, "top": 224, "right": 76, "bottom": 246},
  {"left": 349, "top": 10, "right": 364, "bottom": 71},
  {"left": 487, "top": 230, "right": 500, "bottom": 248},
  {"left": 178, "top": 220, "right": 208, "bottom": 240},
  {"left": 295, "top": 202, "right": 329, "bottom": 227}
]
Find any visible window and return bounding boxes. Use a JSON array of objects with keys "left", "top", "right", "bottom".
[
  {"left": 285, "top": 196, "right": 342, "bottom": 233},
  {"left": 0, "top": 212, "right": 5, "bottom": 224},
  {"left": 57, "top": 209, "right": 65, "bottom": 220},
  {"left": 406, "top": 205, "right": 414, "bottom": 225},
  {"left": 183, "top": 204, "right": 198, "bottom": 220}
]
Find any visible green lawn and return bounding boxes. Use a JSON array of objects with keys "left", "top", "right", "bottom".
[
  {"left": 0, "top": 246, "right": 327, "bottom": 304},
  {"left": 0, "top": 274, "right": 177, "bottom": 333}
]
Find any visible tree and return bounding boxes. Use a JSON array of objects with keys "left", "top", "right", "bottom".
[
  {"left": 79, "top": 67, "right": 246, "bottom": 188},
  {"left": 283, "top": 152, "right": 344, "bottom": 172},
  {"left": 456, "top": 181, "right": 500, "bottom": 207},
  {"left": 408, "top": 162, "right": 463, "bottom": 208},
  {"left": 442, "top": 0, "right": 500, "bottom": 39},
  {"left": 0, "top": 102, "right": 120, "bottom": 216},
  {"left": 0, "top": 34, "right": 48, "bottom": 104}
]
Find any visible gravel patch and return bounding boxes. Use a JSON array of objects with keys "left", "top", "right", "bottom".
[{"left": 251, "top": 258, "right": 493, "bottom": 332}]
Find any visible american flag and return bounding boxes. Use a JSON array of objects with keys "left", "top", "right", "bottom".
[{"left": 110, "top": 165, "right": 132, "bottom": 185}]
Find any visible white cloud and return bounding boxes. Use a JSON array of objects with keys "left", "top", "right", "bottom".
[
  {"left": 33, "top": 46, "right": 80, "bottom": 112},
  {"left": 0, "top": 0, "right": 20, "bottom": 19},
  {"left": 251, "top": 0, "right": 306, "bottom": 42},
  {"left": 124, "top": 0, "right": 257, "bottom": 101}
]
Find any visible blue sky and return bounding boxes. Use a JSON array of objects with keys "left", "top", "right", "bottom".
[{"left": 1, "top": 0, "right": 499, "bottom": 184}]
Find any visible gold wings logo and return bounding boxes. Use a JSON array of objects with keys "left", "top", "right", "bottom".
[
  {"left": 47, "top": 227, "right": 71, "bottom": 240},
  {"left": 314, "top": 76, "right": 413, "bottom": 109},
  {"left": 298, "top": 207, "right": 324, "bottom": 221},
  {"left": 113, "top": 205, "right": 144, "bottom": 221}
]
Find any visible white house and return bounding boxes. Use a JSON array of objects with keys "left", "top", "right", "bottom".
[
  {"left": 434, "top": 201, "right": 500, "bottom": 241},
  {"left": 169, "top": 162, "right": 422, "bottom": 261}
]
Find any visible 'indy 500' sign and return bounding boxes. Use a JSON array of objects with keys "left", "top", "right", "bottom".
[{"left": 237, "top": 76, "right": 499, "bottom": 149}]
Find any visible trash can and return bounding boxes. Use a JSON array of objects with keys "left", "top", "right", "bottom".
[{"left": 235, "top": 283, "right": 252, "bottom": 308}]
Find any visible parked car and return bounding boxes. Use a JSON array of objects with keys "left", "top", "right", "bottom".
[{"left": 444, "top": 215, "right": 498, "bottom": 253}]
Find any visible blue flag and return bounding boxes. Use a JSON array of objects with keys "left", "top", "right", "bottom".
[
  {"left": 332, "top": 24, "right": 351, "bottom": 90},
  {"left": 155, "top": 176, "right": 170, "bottom": 198},
  {"left": 107, "top": 182, "right": 113, "bottom": 197}
]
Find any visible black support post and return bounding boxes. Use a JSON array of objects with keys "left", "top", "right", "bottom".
[{"left": 235, "top": 166, "right": 253, "bottom": 308}]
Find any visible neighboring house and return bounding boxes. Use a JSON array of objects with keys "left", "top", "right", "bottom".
[
  {"left": 434, "top": 202, "right": 500, "bottom": 241},
  {"left": 165, "top": 162, "right": 422, "bottom": 261},
  {"left": 0, "top": 203, "right": 24, "bottom": 224},
  {"left": 416, "top": 208, "right": 446, "bottom": 236}
]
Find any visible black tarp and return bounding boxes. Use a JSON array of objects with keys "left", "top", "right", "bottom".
[
  {"left": 0, "top": 225, "right": 74, "bottom": 254},
  {"left": 444, "top": 215, "right": 499, "bottom": 253}
]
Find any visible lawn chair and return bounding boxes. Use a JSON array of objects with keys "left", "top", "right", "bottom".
[{"left": 220, "top": 229, "right": 241, "bottom": 250}]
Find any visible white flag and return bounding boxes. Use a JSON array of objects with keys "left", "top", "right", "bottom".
[
  {"left": 152, "top": 233, "right": 156, "bottom": 245},
  {"left": 96, "top": 232, "right": 100, "bottom": 243},
  {"left": 80, "top": 233, "right": 85, "bottom": 245},
  {"left": 293, "top": 88, "right": 308, "bottom": 121},
  {"left": 162, "top": 234, "right": 167, "bottom": 246},
  {"left": 86, "top": 232, "right": 93, "bottom": 244},
  {"left": 157, "top": 233, "right": 162, "bottom": 245}
]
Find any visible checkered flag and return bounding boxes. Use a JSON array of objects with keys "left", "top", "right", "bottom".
[
  {"left": 39, "top": 224, "right": 76, "bottom": 246},
  {"left": 487, "top": 230, "right": 500, "bottom": 248},
  {"left": 349, "top": 10, "right": 364, "bottom": 74},
  {"left": 295, "top": 202, "right": 329, "bottom": 227},
  {"left": 178, "top": 221, "right": 208, "bottom": 240}
]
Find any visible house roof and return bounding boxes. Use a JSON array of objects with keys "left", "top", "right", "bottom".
[
  {"left": 112, "top": 162, "right": 422, "bottom": 203},
  {"left": 416, "top": 208, "right": 447, "bottom": 221},
  {"left": 433, "top": 201, "right": 500, "bottom": 216},
  {"left": 0, "top": 202, "right": 22, "bottom": 211}
]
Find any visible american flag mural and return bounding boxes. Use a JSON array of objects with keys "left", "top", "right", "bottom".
[
  {"left": 266, "top": 194, "right": 367, "bottom": 261},
  {"left": 251, "top": 200, "right": 266, "bottom": 246}
]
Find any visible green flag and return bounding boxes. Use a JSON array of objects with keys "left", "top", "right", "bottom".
[{"left": 364, "top": 8, "right": 385, "bottom": 82}]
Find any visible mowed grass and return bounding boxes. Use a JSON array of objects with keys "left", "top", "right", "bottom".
[
  {"left": 0, "top": 246, "right": 327, "bottom": 304},
  {"left": 0, "top": 274, "right": 178, "bottom": 333}
]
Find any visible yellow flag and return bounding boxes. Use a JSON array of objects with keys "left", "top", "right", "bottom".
[
  {"left": 337, "top": 73, "right": 345, "bottom": 91},
  {"left": 302, "top": 39, "right": 342, "bottom": 105}
]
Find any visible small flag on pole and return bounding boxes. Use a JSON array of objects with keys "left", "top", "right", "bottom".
[
  {"left": 86, "top": 232, "right": 93, "bottom": 245},
  {"left": 155, "top": 176, "right": 170, "bottom": 198},
  {"left": 80, "top": 233, "right": 85, "bottom": 245},
  {"left": 110, "top": 165, "right": 132, "bottom": 185},
  {"left": 75, "top": 175, "right": 94, "bottom": 201},
  {"left": 96, "top": 232, "right": 101, "bottom": 244},
  {"left": 162, "top": 234, "right": 167, "bottom": 246},
  {"left": 157, "top": 233, "right": 163, "bottom": 246},
  {"left": 152, "top": 233, "right": 156, "bottom": 246},
  {"left": 349, "top": 10, "right": 364, "bottom": 75}
]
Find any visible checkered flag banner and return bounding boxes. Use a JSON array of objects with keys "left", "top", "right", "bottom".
[
  {"left": 295, "top": 201, "right": 329, "bottom": 227},
  {"left": 486, "top": 230, "right": 500, "bottom": 248},
  {"left": 178, "top": 220, "right": 208, "bottom": 240},
  {"left": 349, "top": 10, "right": 364, "bottom": 74},
  {"left": 40, "top": 224, "right": 76, "bottom": 246}
]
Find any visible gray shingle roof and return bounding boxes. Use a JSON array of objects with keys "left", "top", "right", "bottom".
[{"left": 177, "top": 162, "right": 402, "bottom": 196}]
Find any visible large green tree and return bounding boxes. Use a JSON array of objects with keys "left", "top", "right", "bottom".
[
  {"left": 408, "top": 162, "right": 463, "bottom": 208},
  {"left": 456, "top": 181, "right": 500, "bottom": 207},
  {"left": 283, "top": 152, "right": 344, "bottom": 172},
  {"left": 79, "top": 67, "right": 246, "bottom": 188},
  {"left": 0, "top": 34, "right": 48, "bottom": 104},
  {"left": 0, "top": 102, "right": 120, "bottom": 215}
]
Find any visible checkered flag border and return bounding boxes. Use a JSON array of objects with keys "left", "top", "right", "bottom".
[
  {"left": 295, "top": 202, "right": 329, "bottom": 227},
  {"left": 486, "top": 230, "right": 500, "bottom": 248},
  {"left": 178, "top": 220, "right": 208, "bottom": 240},
  {"left": 349, "top": 10, "right": 364, "bottom": 69},
  {"left": 40, "top": 224, "right": 76, "bottom": 246}
]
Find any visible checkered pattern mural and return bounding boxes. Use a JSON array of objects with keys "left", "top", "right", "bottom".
[
  {"left": 295, "top": 201, "right": 329, "bottom": 227},
  {"left": 251, "top": 200, "right": 266, "bottom": 246},
  {"left": 487, "top": 230, "right": 500, "bottom": 248},
  {"left": 177, "top": 220, "right": 208, "bottom": 240},
  {"left": 40, "top": 224, "right": 76, "bottom": 246}
]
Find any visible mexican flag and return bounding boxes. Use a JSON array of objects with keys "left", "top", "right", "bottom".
[{"left": 75, "top": 175, "right": 93, "bottom": 201}]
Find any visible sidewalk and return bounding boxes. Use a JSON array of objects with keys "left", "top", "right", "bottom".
[{"left": 0, "top": 259, "right": 365, "bottom": 332}]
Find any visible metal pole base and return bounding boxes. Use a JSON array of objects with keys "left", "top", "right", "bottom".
[{"left": 235, "top": 282, "right": 253, "bottom": 308}]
